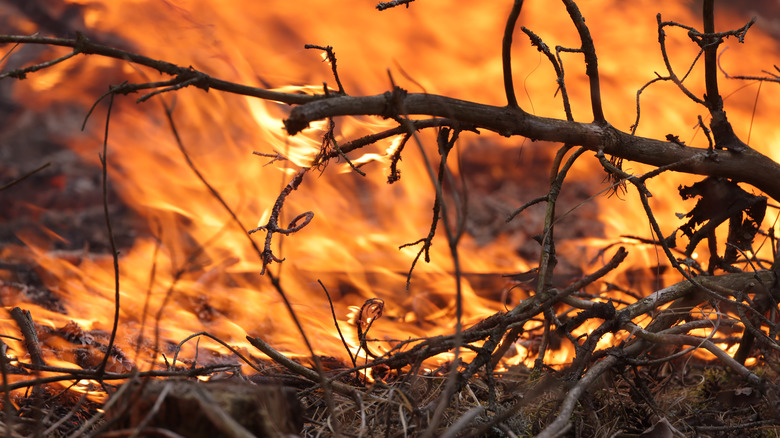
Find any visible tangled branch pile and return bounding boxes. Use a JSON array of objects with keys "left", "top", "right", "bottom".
[{"left": 1, "top": 0, "right": 780, "bottom": 436}]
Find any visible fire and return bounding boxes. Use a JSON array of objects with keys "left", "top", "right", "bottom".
[{"left": 1, "top": 0, "right": 779, "bottom": 398}]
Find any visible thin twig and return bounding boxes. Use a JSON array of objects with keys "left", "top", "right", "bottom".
[
  {"left": 170, "top": 331, "right": 262, "bottom": 373},
  {"left": 502, "top": 0, "right": 525, "bottom": 108},
  {"left": 304, "top": 44, "right": 346, "bottom": 95},
  {"left": 0, "top": 162, "right": 51, "bottom": 192},
  {"left": 0, "top": 51, "right": 77, "bottom": 80},
  {"left": 245, "top": 336, "right": 358, "bottom": 397},
  {"left": 521, "top": 26, "right": 573, "bottom": 121},
  {"left": 95, "top": 88, "right": 121, "bottom": 379},
  {"left": 376, "top": 0, "right": 415, "bottom": 11},
  {"left": 11, "top": 364, "right": 229, "bottom": 392},
  {"left": 561, "top": 0, "right": 605, "bottom": 124},
  {"left": 507, "top": 195, "right": 547, "bottom": 222},
  {"left": 318, "top": 280, "right": 358, "bottom": 371}
]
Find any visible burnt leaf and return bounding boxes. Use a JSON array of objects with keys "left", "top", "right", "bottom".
[{"left": 678, "top": 177, "right": 766, "bottom": 267}]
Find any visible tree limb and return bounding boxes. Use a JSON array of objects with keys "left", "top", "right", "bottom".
[
  {"left": 3, "top": 32, "right": 777, "bottom": 201},
  {"left": 284, "top": 92, "right": 780, "bottom": 201}
]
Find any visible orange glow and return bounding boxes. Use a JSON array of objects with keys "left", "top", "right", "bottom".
[{"left": 1, "top": 0, "right": 778, "bottom": 398}]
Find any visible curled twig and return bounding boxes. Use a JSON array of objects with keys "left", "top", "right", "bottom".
[
  {"left": 248, "top": 169, "right": 313, "bottom": 274},
  {"left": 356, "top": 298, "right": 385, "bottom": 360}
]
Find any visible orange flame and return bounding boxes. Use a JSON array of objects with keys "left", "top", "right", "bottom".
[{"left": 1, "top": 0, "right": 779, "bottom": 392}]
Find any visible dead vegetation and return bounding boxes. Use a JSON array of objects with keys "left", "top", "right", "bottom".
[{"left": 1, "top": 0, "right": 780, "bottom": 436}]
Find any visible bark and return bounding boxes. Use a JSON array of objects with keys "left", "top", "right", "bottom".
[{"left": 284, "top": 92, "right": 780, "bottom": 202}]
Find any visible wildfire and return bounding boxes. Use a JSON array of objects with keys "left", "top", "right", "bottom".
[{"left": 0, "top": 0, "right": 778, "bottom": 409}]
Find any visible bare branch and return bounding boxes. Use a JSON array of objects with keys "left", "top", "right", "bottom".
[
  {"left": 304, "top": 44, "right": 346, "bottom": 95},
  {"left": 284, "top": 92, "right": 780, "bottom": 202},
  {"left": 561, "top": 0, "right": 605, "bottom": 124},
  {"left": 700, "top": 0, "right": 747, "bottom": 152},
  {"left": 0, "top": 33, "right": 325, "bottom": 105}
]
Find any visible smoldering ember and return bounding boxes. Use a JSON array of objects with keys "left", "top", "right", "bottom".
[{"left": 1, "top": 0, "right": 780, "bottom": 436}]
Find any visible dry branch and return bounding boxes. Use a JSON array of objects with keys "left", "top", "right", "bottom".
[
  {"left": 2, "top": 0, "right": 780, "bottom": 435},
  {"left": 0, "top": 32, "right": 777, "bottom": 203},
  {"left": 284, "top": 92, "right": 780, "bottom": 202}
]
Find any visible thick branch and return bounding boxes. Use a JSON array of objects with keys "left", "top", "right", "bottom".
[
  {"left": 284, "top": 92, "right": 780, "bottom": 201},
  {"left": 5, "top": 33, "right": 776, "bottom": 200}
]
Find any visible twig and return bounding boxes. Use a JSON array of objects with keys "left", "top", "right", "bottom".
[
  {"left": 521, "top": 27, "right": 573, "bottom": 121},
  {"left": 0, "top": 35, "right": 28, "bottom": 65},
  {"left": 535, "top": 146, "right": 581, "bottom": 300},
  {"left": 355, "top": 298, "right": 385, "bottom": 361},
  {"left": 702, "top": 0, "right": 720, "bottom": 112},
  {"left": 95, "top": 88, "right": 121, "bottom": 379},
  {"left": 561, "top": 0, "right": 605, "bottom": 124},
  {"left": 0, "top": 33, "right": 324, "bottom": 104},
  {"left": 318, "top": 280, "right": 358, "bottom": 371},
  {"left": 398, "top": 128, "right": 459, "bottom": 287},
  {"left": 376, "top": 0, "right": 415, "bottom": 11},
  {"left": 334, "top": 118, "right": 470, "bottom": 157},
  {"left": 630, "top": 76, "right": 666, "bottom": 135},
  {"left": 170, "top": 332, "right": 262, "bottom": 373},
  {"left": 10, "top": 364, "right": 230, "bottom": 392},
  {"left": 655, "top": 15, "right": 707, "bottom": 106},
  {"left": 0, "top": 162, "right": 51, "bottom": 192},
  {"left": 537, "top": 354, "right": 618, "bottom": 438},
  {"left": 506, "top": 195, "right": 547, "bottom": 222},
  {"left": 245, "top": 336, "right": 358, "bottom": 397},
  {"left": 502, "top": 0, "right": 525, "bottom": 108},
  {"left": 701, "top": 1, "right": 748, "bottom": 152},
  {"left": 304, "top": 44, "right": 346, "bottom": 95},
  {"left": 627, "top": 324, "right": 764, "bottom": 387},
  {"left": 247, "top": 169, "right": 314, "bottom": 274},
  {"left": 318, "top": 117, "right": 365, "bottom": 175},
  {"left": 0, "top": 51, "right": 77, "bottom": 80},
  {"left": 10, "top": 307, "right": 45, "bottom": 368}
]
